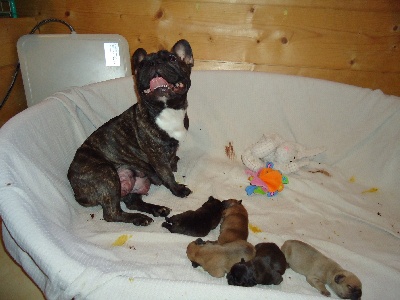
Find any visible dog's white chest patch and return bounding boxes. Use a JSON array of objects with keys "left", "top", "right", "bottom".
[{"left": 156, "top": 108, "right": 187, "bottom": 142}]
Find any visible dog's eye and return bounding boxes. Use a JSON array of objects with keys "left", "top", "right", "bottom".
[{"left": 169, "top": 55, "right": 177, "bottom": 62}]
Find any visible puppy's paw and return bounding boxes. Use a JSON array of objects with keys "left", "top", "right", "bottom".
[
  {"left": 191, "top": 261, "right": 200, "bottom": 268},
  {"left": 320, "top": 290, "right": 331, "bottom": 297},
  {"left": 171, "top": 184, "right": 192, "bottom": 198},
  {"left": 272, "top": 272, "right": 283, "bottom": 285},
  {"left": 194, "top": 238, "right": 206, "bottom": 245},
  {"left": 161, "top": 222, "right": 171, "bottom": 231}
]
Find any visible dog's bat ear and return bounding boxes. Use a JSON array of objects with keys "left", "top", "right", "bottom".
[
  {"left": 132, "top": 48, "right": 147, "bottom": 75},
  {"left": 172, "top": 39, "right": 194, "bottom": 67},
  {"left": 334, "top": 274, "right": 346, "bottom": 284},
  {"left": 238, "top": 200, "right": 243, "bottom": 204}
]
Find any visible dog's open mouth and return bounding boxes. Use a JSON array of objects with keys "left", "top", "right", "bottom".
[{"left": 143, "top": 76, "right": 185, "bottom": 94}]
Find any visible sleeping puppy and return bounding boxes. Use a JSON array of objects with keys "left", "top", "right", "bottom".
[
  {"left": 187, "top": 238, "right": 256, "bottom": 278},
  {"left": 162, "top": 196, "right": 223, "bottom": 236},
  {"left": 68, "top": 40, "right": 194, "bottom": 226},
  {"left": 281, "top": 240, "right": 362, "bottom": 300},
  {"left": 218, "top": 199, "right": 249, "bottom": 244},
  {"left": 227, "top": 242, "right": 287, "bottom": 286}
]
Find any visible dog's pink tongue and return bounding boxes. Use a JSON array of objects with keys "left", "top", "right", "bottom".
[{"left": 150, "top": 77, "right": 168, "bottom": 91}]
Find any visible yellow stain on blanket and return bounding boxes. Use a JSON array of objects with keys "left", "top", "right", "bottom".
[
  {"left": 362, "top": 187, "right": 379, "bottom": 194},
  {"left": 112, "top": 234, "right": 132, "bottom": 246},
  {"left": 349, "top": 176, "right": 356, "bottom": 183},
  {"left": 249, "top": 223, "right": 263, "bottom": 233}
]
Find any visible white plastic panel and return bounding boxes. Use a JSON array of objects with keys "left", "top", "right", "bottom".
[{"left": 17, "top": 33, "right": 132, "bottom": 106}]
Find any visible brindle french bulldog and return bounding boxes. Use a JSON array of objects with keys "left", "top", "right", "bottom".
[{"left": 67, "top": 40, "right": 194, "bottom": 226}]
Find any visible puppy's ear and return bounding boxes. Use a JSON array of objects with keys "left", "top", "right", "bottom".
[
  {"left": 172, "top": 39, "right": 194, "bottom": 67},
  {"left": 334, "top": 274, "right": 346, "bottom": 284},
  {"left": 240, "top": 258, "right": 246, "bottom": 263},
  {"left": 132, "top": 48, "right": 147, "bottom": 75},
  {"left": 238, "top": 200, "right": 243, "bottom": 205}
]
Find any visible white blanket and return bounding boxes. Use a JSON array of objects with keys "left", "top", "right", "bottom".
[{"left": 0, "top": 71, "right": 399, "bottom": 300}]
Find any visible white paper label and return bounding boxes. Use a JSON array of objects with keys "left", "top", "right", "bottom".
[{"left": 104, "top": 43, "right": 120, "bottom": 66}]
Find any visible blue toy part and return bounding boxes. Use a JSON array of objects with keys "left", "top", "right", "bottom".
[
  {"left": 245, "top": 185, "right": 266, "bottom": 196},
  {"left": 245, "top": 185, "right": 257, "bottom": 196}
]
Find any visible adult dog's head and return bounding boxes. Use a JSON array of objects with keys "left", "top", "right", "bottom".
[{"left": 132, "top": 40, "right": 193, "bottom": 108}]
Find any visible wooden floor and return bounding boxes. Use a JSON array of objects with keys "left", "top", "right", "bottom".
[{"left": 0, "top": 219, "right": 44, "bottom": 300}]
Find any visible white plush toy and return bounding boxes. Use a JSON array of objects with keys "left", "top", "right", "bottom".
[{"left": 241, "top": 133, "right": 326, "bottom": 174}]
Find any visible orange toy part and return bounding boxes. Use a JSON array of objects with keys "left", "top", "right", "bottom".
[{"left": 258, "top": 167, "right": 284, "bottom": 193}]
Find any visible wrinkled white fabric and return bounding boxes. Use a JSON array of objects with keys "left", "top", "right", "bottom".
[{"left": 1, "top": 71, "right": 399, "bottom": 300}]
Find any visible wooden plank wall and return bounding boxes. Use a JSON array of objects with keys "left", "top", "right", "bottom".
[
  {"left": 0, "top": 18, "right": 36, "bottom": 127},
  {"left": 1, "top": 0, "right": 399, "bottom": 126}
]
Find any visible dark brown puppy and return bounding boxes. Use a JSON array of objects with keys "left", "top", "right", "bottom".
[
  {"left": 162, "top": 196, "right": 223, "bottom": 237},
  {"left": 227, "top": 242, "right": 286, "bottom": 287},
  {"left": 187, "top": 238, "right": 256, "bottom": 278},
  {"left": 218, "top": 199, "right": 249, "bottom": 244},
  {"left": 68, "top": 40, "right": 194, "bottom": 226}
]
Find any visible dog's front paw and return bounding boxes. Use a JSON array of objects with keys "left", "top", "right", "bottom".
[
  {"left": 132, "top": 215, "right": 154, "bottom": 226},
  {"left": 151, "top": 205, "right": 171, "bottom": 217},
  {"left": 171, "top": 184, "right": 192, "bottom": 198}
]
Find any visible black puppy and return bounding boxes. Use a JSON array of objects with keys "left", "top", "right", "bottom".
[
  {"left": 227, "top": 242, "right": 287, "bottom": 286},
  {"left": 162, "top": 196, "right": 223, "bottom": 237},
  {"left": 68, "top": 40, "right": 194, "bottom": 226}
]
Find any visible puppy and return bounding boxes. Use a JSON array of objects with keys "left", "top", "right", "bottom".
[
  {"left": 187, "top": 238, "right": 256, "bottom": 278},
  {"left": 218, "top": 199, "right": 249, "bottom": 244},
  {"left": 227, "top": 242, "right": 287, "bottom": 287},
  {"left": 162, "top": 196, "right": 223, "bottom": 237},
  {"left": 68, "top": 40, "right": 194, "bottom": 226},
  {"left": 281, "top": 240, "right": 362, "bottom": 299}
]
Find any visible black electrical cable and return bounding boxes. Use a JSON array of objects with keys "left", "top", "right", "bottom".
[{"left": 0, "top": 18, "right": 76, "bottom": 110}]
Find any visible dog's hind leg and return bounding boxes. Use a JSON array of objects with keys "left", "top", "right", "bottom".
[
  {"left": 122, "top": 193, "right": 171, "bottom": 217},
  {"left": 96, "top": 169, "right": 154, "bottom": 226}
]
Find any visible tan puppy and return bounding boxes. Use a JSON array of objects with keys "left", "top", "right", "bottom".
[
  {"left": 218, "top": 199, "right": 249, "bottom": 244},
  {"left": 281, "top": 240, "right": 362, "bottom": 300},
  {"left": 187, "top": 238, "right": 255, "bottom": 278}
]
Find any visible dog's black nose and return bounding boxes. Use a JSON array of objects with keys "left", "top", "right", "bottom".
[{"left": 350, "top": 287, "right": 362, "bottom": 300}]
